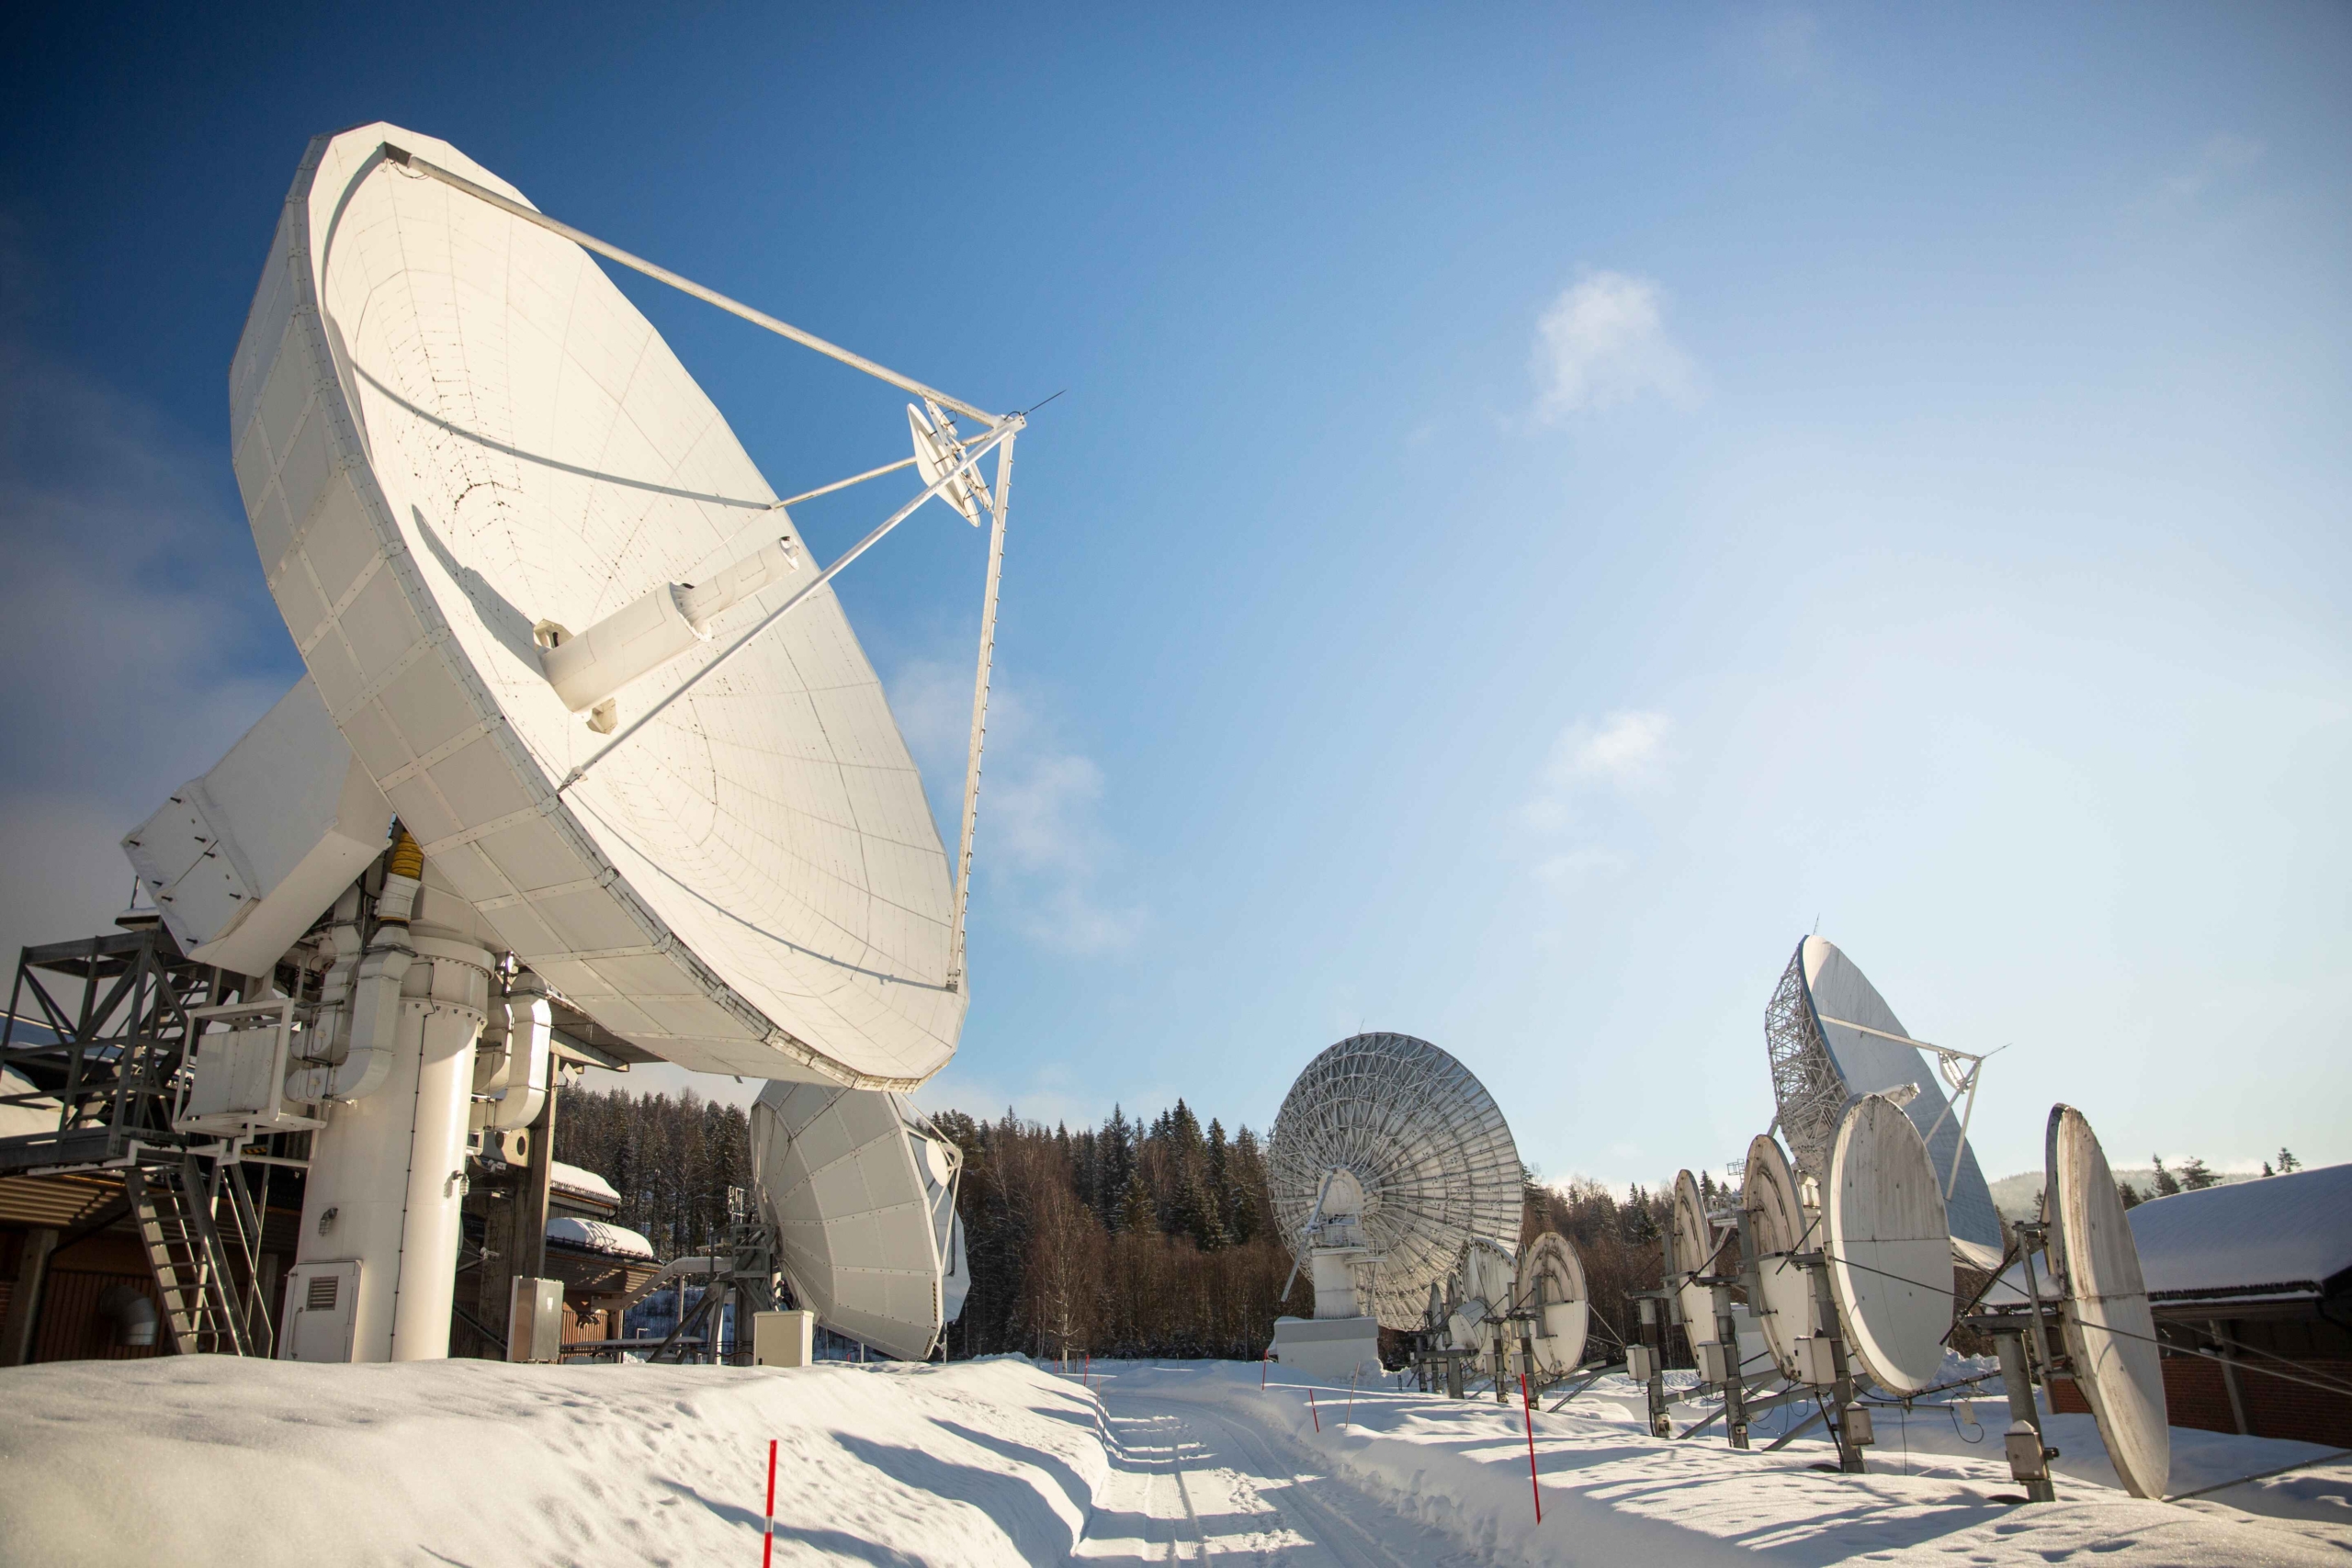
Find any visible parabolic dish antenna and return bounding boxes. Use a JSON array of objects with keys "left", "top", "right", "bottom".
[
  {"left": 1268, "top": 1033, "right": 1521, "bottom": 1329},
  {"left": 750, "top": 1081, "right": 967, "bottom": 1360},
  {"left": 1825, "top": 1092, "right": 1951, "bottom": 1396},
  {"left": 1740, "top": 1132, "right": 1821, "bottom": 1382},
  {"left": 2046, "top": 1103, "right": 2169, "bottom": 1499},
  {"left": 1669, "top": 1170, "right": 1723, "bottom": 1337},
  {"left": 1764, "top": 936, "right": 2001, "bottom": 1249},
  {"left": 1449, "top": 1236, "right": 1520, "bottom": 1349},
  {"left": 232, "top": 123, "right": 988, "bottom": 1088},
  {"left": 1514, "top": 1231, "right": 1590, "bottom": 1376}
]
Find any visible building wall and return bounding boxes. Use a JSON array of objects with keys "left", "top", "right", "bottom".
[{"left": 2050, "top": 1355, "right": 2352, "bottom": 1448}]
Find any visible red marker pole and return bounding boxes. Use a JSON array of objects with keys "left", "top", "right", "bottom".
[
  {"left": 1261, "top": 1347, "right": 1269, "bottom": 1390},
  {"left": 762, "top": 1438, "right": 778, "bottom": 1564},
  {"left": 1084, "top": 1351, "right": 1091, "bottom": 1389},
  {"left": 1309, "top": 1388, "right": 1320, "bottom": 1432},
  {"left": 1520, "top": 1373, "right": 1541, "bottom": 1525}
]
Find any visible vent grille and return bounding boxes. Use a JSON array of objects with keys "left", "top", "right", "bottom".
[{"left": 306, "top": 1274, "right": 339, "bottom": 1312}]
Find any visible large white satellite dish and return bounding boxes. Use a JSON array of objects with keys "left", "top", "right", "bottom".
[
  {"left": 1740, "top": 1132, "right": 1821, "bottom": 1382},
  {"left": 2046, "top": 1103, "right": 2169, "bottom": 1499},
  {"left": 1764, "top": 936, "right": 2002, "bottom": 1249},
  {"left": 1825, "top": 1092, "right": 1951, "bottom": 1396},
  {"left": 231, "top": 123, "right": 1010, "bottom": 1089},
  {"left": 1267, "top": 1033, "right": 1521, "bottom": 1329},
  {"left": 749, "top": 1081, "right": 967, "bottom": 1360},
  {"left": 1514, "top": 1231, "right": 1590, "bottom": 1377}
]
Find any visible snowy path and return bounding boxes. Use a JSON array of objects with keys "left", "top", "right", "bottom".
[
  {"left": 1079, "top": 1361, "right": 2352, "bottom": 1566},
  {"left": 1079, "top": 1392, "right": 1480, "bottom": 1566},
  {"left": 6, "top": 1354, "right": 2347, "bottom": 1565}
]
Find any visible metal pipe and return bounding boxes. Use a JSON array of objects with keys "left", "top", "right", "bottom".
[
  {"left": 1996, "top": 1329, "right": 2056, "bottom": 1502},
  {"left": 560, "top": 417, "right": 1018, "bottom": 790},
  {"left": 774, "top": 457, "right": 919, "bottom": 510},
  {"left": 382, "top": 146, "right": 1001, "bottom": 425},
  {"left": 947, "top": 434, "right": 1014, "bottom": 993}
]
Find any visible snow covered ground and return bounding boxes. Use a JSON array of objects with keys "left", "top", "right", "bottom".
[{"left": 1, "top": 1354, "right": 2346, "bottom": 1565}]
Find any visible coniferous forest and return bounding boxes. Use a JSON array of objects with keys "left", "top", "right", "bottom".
[{"left": 557, "top": 1085, "right": 1702, "bottom": 1365}]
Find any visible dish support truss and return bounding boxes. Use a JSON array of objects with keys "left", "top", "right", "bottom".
[
  {"left": 1764, "top": 945, "right": 1994, "bottom": 1205},
  {"left": 387, "top": 145, "right": 1023, "bottom": 997},
  {"left": 1764, "top": 951, "right": 1845, "bottom": 1184}
]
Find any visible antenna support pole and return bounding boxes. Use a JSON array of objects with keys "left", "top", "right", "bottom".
[
  {"left": 946, "top": 434, "right": 1014, "bottom": 994},
  {"left": 382, "top": 144, "right": 1001, "bottom": 425}
]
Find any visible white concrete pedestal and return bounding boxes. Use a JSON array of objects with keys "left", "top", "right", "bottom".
[{"left": 1272, "top": 1314, "right": 1381, "bottom": 1385}]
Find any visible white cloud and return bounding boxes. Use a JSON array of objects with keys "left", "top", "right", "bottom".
[
  {"left": 888, "top": 659, "right": 1143, "bottom": 955},
  {"left": 0, "top": 334, "right": 296, "bottom": 966},
  {"left": 1522, "top": 710, "right": 1672, "bottom": 831},
  {"left": 1532, "top": 272, "right": 1702, "bottom": 421},
  {"left": 2164, "top": 133, "right": 2263, "bottom": 203}
]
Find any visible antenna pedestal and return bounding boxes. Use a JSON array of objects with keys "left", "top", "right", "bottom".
[
  {"left": 1271, "top": 1313, "right": 1379, "bottom": 1387},
  {"left": 1994, "top": 1325, "right": 2058, "bottom": 1502}
]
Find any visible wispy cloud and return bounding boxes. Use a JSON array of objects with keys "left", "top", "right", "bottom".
[
  {"left": 1514, "top": 711, "right": 1671, "bottom": 897},
  {"left": 889, "top": 659, "right": 1143, "bottom": 954},
  {"left": 1532, "top": 273, "right": 1702, "bottom": 421},
  {"left": 2163, "top": 133, "right": 2263, "bottom": 204},
  {"left": 1522, "top": 710, "right": 1672, "bottom": 831},
  {"left": 0, "top": 309, "right": 296, "bottom": 964}
]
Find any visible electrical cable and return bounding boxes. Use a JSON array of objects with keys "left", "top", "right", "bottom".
[{"left": 1820, "top": 1247, "right": 2352, "bottom": 1402}]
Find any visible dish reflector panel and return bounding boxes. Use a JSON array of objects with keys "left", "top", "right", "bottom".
[
  {"left": 1268, "top": 1033, "right": 1521, "bottom": 1330},
  {"left": 1825, "top": 1092, "right": 1951, "bottom": 1396},
  {"left": 2046, "top": 1103, "right": 2169, "bottom": 1499},
  {"left": 232, "top": 124, "right": 963, "bottom": 1087},
  {"left": 1669, "top": 1170, "right": 1722, "bottom": 1339},
  {"left": 1740, "top": 1132, "right": 1820, "bottom": 1382},
  {"left": 750, "top": 1081, "right": 966, "bottom": 1359},
  {"left": 1514, "top": 1231, "right": 1590, "bottom": 1376},
  {"left": 1764, "top": 937, "right": 2000, "bottom": 1249}
]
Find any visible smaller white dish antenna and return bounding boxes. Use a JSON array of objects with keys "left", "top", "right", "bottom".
[
  {"left": 750, "top": 1082, "right": 967, "bottom": 1359},
  {"left": 1825, "top": 1092, "right": 1951, "bottom": 1396},
  {"left": 1668, "top": 1170, "right": 1725, "bottom": 1340},
  {"left": 2046, "top": 1103, "right": 2169, "bottom": 1499},
  {"left": 1447, "top": 1235, "right": 1518, "bottom": 1349},
  {"left": 1740, "top": 1133, "right": 1820, "bottom": 1382},
  {"left": 1514, "top": 1231, "right": 1591, "bottom": 1377}
]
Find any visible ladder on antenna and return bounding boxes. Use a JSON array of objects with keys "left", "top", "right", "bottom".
[{"left": 126, "top": 1156, "right": 271, "bottom": 1356}]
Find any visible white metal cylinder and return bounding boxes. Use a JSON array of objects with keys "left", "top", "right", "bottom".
[
  {"left": 539, "top": 584, "right": 703, "bottom": 713},
  {"left": 294, "top": 936, "right": 491, "bottom": 1361}
]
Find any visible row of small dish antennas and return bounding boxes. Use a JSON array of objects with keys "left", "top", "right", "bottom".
[
  {"left": 1425, "top": 1230, "right": 1593, "bottom": 1396},
  {"left": 1648, "top": 1095, "right": 2168, "bottom": 1503}
]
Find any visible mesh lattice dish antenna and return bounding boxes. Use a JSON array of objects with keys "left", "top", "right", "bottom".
[
  {"left": 750, "top": 1082, "right": 967, "bottom": 1360},
  {"left": 232, "top": 124, "right": 988, "bottom": 1086},
  {"left": 2046, "top": 1104, "right": 2169, "bottom": 1498},
  {"left": 1740, "top": 1133, "right": 1821, "bottom": 1382},
  {"left": 1764, "top": 937, "right": 2001, "bottom": 1249},
  {"left": 1825, "top": 1092, "right": 1952, "bottom": 1396},
  {"left": 1268, "top": 1033, "right": 1521, "bottom": 1329},
  {"left": 1514, "top": 1232, "right": 1591, "bottom": 1376}
]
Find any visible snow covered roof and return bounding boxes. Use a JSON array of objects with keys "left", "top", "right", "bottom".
[
  {"left": 548, "top": 1160, "right": 619, "bottom": 1206},
  {"left": 545, "top": 1216, "right": 655, "bottom": 1260},
  {"left": 2127, "top": 1162, "right": 2352, "bottom": 1304}
]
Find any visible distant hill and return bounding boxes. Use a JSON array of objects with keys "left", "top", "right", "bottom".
[{"left": 1986, "top": 1167, "right": 2260, "bottom": 1222}]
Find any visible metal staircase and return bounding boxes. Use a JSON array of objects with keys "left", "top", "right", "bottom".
[{"left": 126, "top": 1155, "right": 271, "bottom": 1356}]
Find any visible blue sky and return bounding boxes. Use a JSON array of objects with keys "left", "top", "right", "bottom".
[{"left": 3, "top": 4, "right": 2346, "bottom": 1188}]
